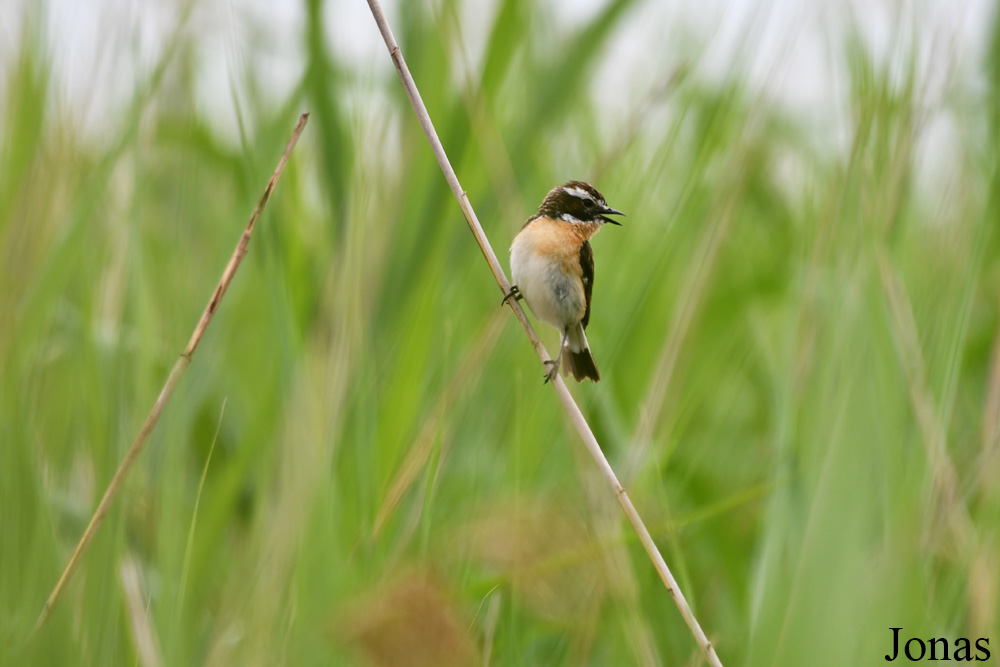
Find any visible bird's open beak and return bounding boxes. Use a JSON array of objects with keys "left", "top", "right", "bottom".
[{"left": 600, "top": 207, "right": 625, "bottom": 225}]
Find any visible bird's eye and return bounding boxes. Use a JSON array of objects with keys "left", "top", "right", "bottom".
[{"left": 583, "top": 199, "right": 595, "bottom": 208}]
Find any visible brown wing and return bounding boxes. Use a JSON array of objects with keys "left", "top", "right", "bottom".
[{"left": 579, "top": 240, "right": 594, "bottom": 329}]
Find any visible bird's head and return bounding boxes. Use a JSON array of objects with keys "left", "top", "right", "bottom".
[{"left": 537, "top": 181, "right": 625, "bottom": 226}]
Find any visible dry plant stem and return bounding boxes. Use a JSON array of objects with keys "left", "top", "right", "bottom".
[
  {"left": 34, "top": 113, "right": 310, "bottom": 633},
  {"left": 362, "top": 2, "right": 722, "bottom": 665}
]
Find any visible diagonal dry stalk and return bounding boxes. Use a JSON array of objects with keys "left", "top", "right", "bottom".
[
  {"left": 362, "top": 2, "right": 723, "bottom": 664},
  {"left": 34, "top": 113, "right": 310, "bottom": 634}
]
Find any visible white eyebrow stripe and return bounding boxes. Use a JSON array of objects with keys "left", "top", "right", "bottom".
[{"left": 562, "top": 186, "right": 592, "bottom": 200}]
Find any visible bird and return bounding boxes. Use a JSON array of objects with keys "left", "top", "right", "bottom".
[{"left": 506, "top": 181, "right": 624, "bottom": 383}]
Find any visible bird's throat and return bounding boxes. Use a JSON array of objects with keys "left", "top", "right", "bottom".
[{"left": 567, "top": 220, "right": 603, "bottom": 242}]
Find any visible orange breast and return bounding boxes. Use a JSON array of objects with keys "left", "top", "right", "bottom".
[{"left": 524, "top": 217, "right": 600, "bottom": 276}]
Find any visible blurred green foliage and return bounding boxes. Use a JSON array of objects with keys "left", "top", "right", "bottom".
[{"left": 2, "top": 0, "right": 999, "bottom": 665}]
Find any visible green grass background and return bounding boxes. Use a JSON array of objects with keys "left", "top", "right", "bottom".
[{"left": 3, "top": 0, "right": 1000, "bottom": 664}]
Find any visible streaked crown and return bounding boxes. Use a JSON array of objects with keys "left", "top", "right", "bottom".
[{"left": 537, "top": 181, "right": 624, "bottom": 225}]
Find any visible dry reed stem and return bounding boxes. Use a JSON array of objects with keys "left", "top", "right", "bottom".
[
  {"left": 362, "top": 2, "right": 722, "bottom": 664},
  {"left": 34, "top": 113, "right": 310, "bottom": 633}
]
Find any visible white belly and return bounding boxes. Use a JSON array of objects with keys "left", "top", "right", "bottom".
[{"left": 510, "top": 236, "right": 585, "bottom": 333}]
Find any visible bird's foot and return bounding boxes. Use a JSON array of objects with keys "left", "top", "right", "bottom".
[
  {"left": 501, "top": 285, "right": 523, "bottom": 307},
  {"left": 543, "top": 359, "right": 560, "bottom": 384}
]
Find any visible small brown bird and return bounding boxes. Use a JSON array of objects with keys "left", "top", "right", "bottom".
[{"left": 506, "top": 181, "right": 624, "bottom": 383}]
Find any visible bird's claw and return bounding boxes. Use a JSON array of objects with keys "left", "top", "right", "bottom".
[
  {"left": 543, "top": 359, "right": 559, "bottom": 384},
  {"left": 501, "top": 285, "right": 523, "bottom": 307}
]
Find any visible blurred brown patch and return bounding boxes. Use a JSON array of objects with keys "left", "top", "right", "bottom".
[
  {"left": 333, "top": 572, "right": 478, "bottom": 667},
  {"left": 458, "top": 498, "right": 607, "bottom": 625}
]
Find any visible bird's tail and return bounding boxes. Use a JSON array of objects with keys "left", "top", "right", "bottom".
[{"left": 564, "top": 324, "right": 600, "bottom": 383}]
